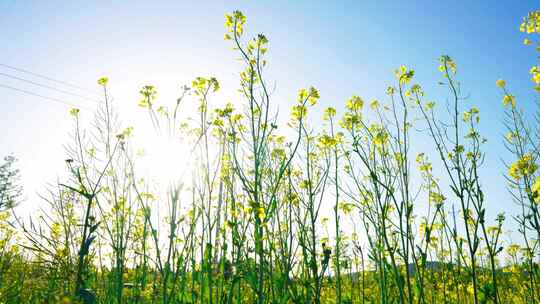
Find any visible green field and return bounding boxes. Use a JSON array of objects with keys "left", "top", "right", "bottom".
[{"left": 0, "top": 8, "right": 540, "bottom": 304}]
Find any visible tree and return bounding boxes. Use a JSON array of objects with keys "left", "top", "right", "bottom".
[{"left": 0, "top": 155, "right": 22, "bottom": 210}]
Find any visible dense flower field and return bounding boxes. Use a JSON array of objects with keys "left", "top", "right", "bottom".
[{"left": 0, "top": 9, "right": 539, "bottom": 304}]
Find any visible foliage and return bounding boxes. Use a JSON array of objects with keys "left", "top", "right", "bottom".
[{"left": 0, "top": 155, "right": 22, "bottom": 210}]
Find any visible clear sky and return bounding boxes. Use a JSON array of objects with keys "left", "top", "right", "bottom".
[{"left": 0, "top": 1, "right": 538, "bottom": 235}]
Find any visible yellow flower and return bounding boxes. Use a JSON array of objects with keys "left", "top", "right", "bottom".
[
  {"left": 225, "top": 11, "right": 246, "bottom": 36},
  {"left": 394, "top": 65, "right": 414, "bottom": 84},
  {"left": 213, "top": 117, "right": 224, "bottom": 127},
  {"left": 508, "top": 154, "right": 537, "bottom": 180},
  {"left": 257, "top": 207, "right": 265, "bottom": 221},
  {"left": 438, "top": 55, "right": 457, "bottom": 74},
  {"left": 271, "top": 148, "right": 286, "bottom": 160},
  {"left": 339, "top": 112, "right": 361, "bottom": 131},
  {"left": 299, "top": 180, "right": 310, "bottom": 189},
  {"left": 496, "top": 79, "right": 506, "bottom": 88},
  {"left": 462, "top": 111, "right": 471, "bottom": 122},
  {"left": 419, "top": 163, "right": 432, "bottom": 173},
  {"left": 51, "top": 222, "right": 62, "bottom": 240},
  {"left": 429, "top": 192, "right": 446, "bottom": 204},
  {"left": 138, "top": 85, "right": 157, "bottom": 108},
  {"left": 520, "top": 11, "right": 540, "bottom": 34},
  {"left": 339, "top": 202, "right": 354, "bottom": 215},
  {"left": 318, "top": 134, "right": 338, "bottom": 149},
  {"left": 323, "top": 107, "right": 336, "bottom": 121},
  {"left": 532, "top": 176, "right": 540, "bottom": 203},
  {"left": 507, "top": 244, "right": 521, "bottom": 256},
  {"left": 411, "top": 84, "right": 423, "bottom": 96},
  {"left": 97, "top": 77, "right": 109, "bottom": 86},
  {"left": 373, "top": 130, "right": 389, "bottom": 147},
  {"left": 69, "top": 108, "right": 80, "bottom": 117},
  {"left": 370, "top": 99, "right": 379, "bottom": 110},
  {"left": 297, "top": 87, "right": 319, "bottom": 105},
  {"left": 308, "top": 87, "right": 320, "bottom": 105},
  {"left": 291, "top": 105, "right": 307, "bottom": 121},
  {"left": 531, "top": 65, "right": 540, "bottom": 84},
  {"left": 345, "top": 95, "right": 364, "bottom": 111},
  {"left": 502, "top": 94, "right": 516, "bottom": 108}
]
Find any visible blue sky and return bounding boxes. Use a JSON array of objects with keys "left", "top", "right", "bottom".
[{"left": 0, "top": 1, "right": 538, "bottom": 234}]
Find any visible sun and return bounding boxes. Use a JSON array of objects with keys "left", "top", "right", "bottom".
[{"left": 136, "top": 132, "right": 192, "bottom": 185}]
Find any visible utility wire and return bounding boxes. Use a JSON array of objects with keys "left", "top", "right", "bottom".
[
  {"left": 0, "top": 63, "right": 101, "bottom": 96},
  {"left": 0, "top": 83, "right": 93, "bottom": 110},
  {"left": 0, "top": 72, "right": 103, "bottom": 104}
]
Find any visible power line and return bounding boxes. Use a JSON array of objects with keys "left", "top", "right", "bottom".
[
  {"left": 0, "top": 72, "right": 103, "bottom": 104},
  {"left": 0, "top": 83, "right": 93, "bottom": 110},
  {"left": 0, "top": 63, "right": 101, "bottom": 96}
]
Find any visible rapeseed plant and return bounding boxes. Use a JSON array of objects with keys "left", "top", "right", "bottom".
[{"left": 1, "top": 8, "right": 540, "bottom": 304}]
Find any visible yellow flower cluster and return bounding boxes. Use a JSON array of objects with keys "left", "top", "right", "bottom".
[
  {"left": 503, "top": 94, "right": 516, "bottom": 108},
  {"left": 531, "top": 176, "right": 540, "bottom": 203},
  {"left": 394, "top": 65, "right": 414, "bottom": 84},
  {"left": 291, "top": 104, "right": 307, "bottom": 121},
  {"left": 97, "top": 77, "right": 109, "bottom": 86},
  {"left": 345, "top": 95, "right": 364, "bottom": 111},
  {"left": 462, "top": 107, "right": 479, "bottom": 123},
  {"left": 339, "top": 112, "right": 361, "bottom": 131},
  {"left": 369, "top": 124, "right": 389, "bottom": 147},
  {"left": 520, "top": 11, "right": 540, "bottom": 91},
  {"left": 519, "top": 11, "right": 540, "bottom": 34},
  {"left": 138, "top": 85, "right": 157, "bottom": 108},
  {"left": 438, "top": 55, "right": 457, "bottom": 74},
  {"left": 291, "top": 87, "right": 319, "bottom": 121},
  {"left": 416, "top": 153, "right": 432, "bottom": 173},
  {"left": 508, "top": 154, "right": 537, "bottom": 180},
  {"left": 224, "top": 10, "right": 247, "bottom": 38},
  {"left": 322, "top": 107, "right": 336, "bottom": 121},
  {"left": 192, "top": 77, "right": 219, "bottom": 93},
  {"left": 298, "top": 87, "right": 320, "bottom": 106},
  {"left": 69, "top": 108, "right": 80, "bottom": 117},
  {"left": 318, "top": 133, "right": 343, "bottom": 149},
  {"left": 370, "top": 99, "right": 379, "bottom": 110},
  {"left": 530, "top": 66, "right": 540, "bottom": 86}
]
